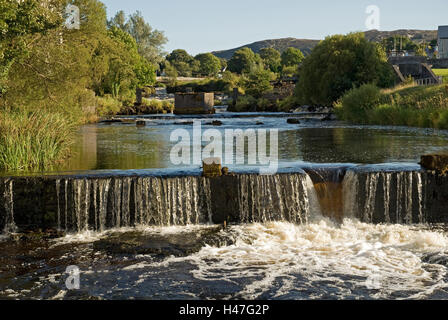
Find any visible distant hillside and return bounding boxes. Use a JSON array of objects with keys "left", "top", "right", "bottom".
[
  {"left": 364, "top": 29, "right": 437, "bottom": 43},
  {"left": 212, "top": 29, "right": 437, "bottom": 60},
  {"left": 212, "top": 38, "right": 320, "bottom": 60}
]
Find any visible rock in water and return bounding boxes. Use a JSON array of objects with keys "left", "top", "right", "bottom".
[
  {"left": 287, "top": 118, "right": 301, "bottom": 124},
  {"left": 421, "top": 154, "right": 448, "bottom": 174}
]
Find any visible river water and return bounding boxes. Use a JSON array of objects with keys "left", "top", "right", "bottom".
[
  {"left": 51, "top": 113, "right": 448, "bottom": 173},
  {"left": 1, "top": 113, "right": 448, "bottom": 300}
]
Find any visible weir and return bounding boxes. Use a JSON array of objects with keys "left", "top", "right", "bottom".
[{"left": 0, "top": 166, "right": 447, "bottom": 232}]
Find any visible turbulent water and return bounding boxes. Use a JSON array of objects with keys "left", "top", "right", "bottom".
[
  {"left": 1, "top": 220, "right": 448, "bottom": 300},
  {"left": 1, "top": 169, "right": 447, "bottom": 300}
]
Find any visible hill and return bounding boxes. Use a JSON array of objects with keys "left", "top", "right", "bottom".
[{"left": 212, "top": 29, "right": 437, "bottom": 60}]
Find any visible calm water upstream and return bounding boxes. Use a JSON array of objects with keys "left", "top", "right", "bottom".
[
  {"left": 1, "top": 113, "right": 448, "bottom": 300},
  {"left": 51, "top": 113, "right": 448, "bottom": 173}
]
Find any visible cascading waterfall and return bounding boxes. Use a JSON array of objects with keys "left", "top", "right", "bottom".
[
  {"left": 52, "top": 176, "right": 213, "bottom": 232},
  {"left": 0, "top": 169, "right": 432, "bottom": 233},
  {"left": 237, "top": 173, "right": 321, "bottom": 224},
  {"left": 2, "top": 179, "right": 17, "bottom": 233},
  {"left": 342, "top": 170, "right": 426, "bottom": 224}
]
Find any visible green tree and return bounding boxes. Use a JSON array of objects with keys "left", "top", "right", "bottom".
[
  {"left": 259, "top": 48, "right": 281, "bottom": 73},
  {"left": 109, "top": 10, "right": 167, "bottom": 65},
  {"left": 2, "top": 0, "right": 109, "bottom": 113},
  {"left": 194, "top": 53, "right": 221, "bottom": 77},
  {"left": 242, "top": 67, "right": 275, "bottom": 98},
  {"left": 295, "top": 32, "right": 395, "bottom": 106},
  {"left": 166, "top": 49, "right": 194, "bottom": 77},
  {"left": 0, "top": 0, "right": 61, "bottom": 95},
  {"left": 227, "top": 47, "right": 262, "bottom": 74},
  {"left": 281, "top": 47, "right": 304, "bottom": 68}
]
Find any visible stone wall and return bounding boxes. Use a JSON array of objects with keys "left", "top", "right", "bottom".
[{"left": 174, "top": 93, "right": 215, "bottom": 114}]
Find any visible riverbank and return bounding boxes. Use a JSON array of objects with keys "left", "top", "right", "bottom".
[{"left": 335, "top": 83, "right": 448, "bottom": 130}]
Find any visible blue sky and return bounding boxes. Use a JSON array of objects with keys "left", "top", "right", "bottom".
[{"left": 102, "top": 0, "right": 448, "bottom": 55}]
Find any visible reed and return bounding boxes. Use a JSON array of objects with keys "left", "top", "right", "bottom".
[{"left": 0, "top": 108, "right": 78, "bottom": 171}]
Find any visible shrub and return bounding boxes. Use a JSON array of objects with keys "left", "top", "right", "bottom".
[
  {"left": 337, "top": 84, "right": 381, "bottom": 122},
  {"left": 96, "top": 95, "right": 123, "bottom": 116},
  {"left": 140, "top": 98, "right": 174, "bottom": 114}
]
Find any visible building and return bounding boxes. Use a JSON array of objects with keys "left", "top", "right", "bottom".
[{"left": 438, "top": 26, "right": 448, "bottom": 59}]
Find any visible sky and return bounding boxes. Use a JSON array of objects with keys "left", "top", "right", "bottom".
[{"left": 102, "top": 0, "right": 448, "bottom": 56}]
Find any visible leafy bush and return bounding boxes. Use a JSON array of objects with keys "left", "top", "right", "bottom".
[
  {"left": 336, "top": 84, "right": 381, "bottom": 122},
  {"left": 140, "top": 98, "right": 174, "bottom": 113},
  {"left": 96, "top": 95, "right": 123, "bottom": 116}
]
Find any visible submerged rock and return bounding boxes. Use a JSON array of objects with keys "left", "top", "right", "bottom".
[
  {"left": 205, "top": 120, "right": 223, "bottom": 126},
  {"left": 287, "top": 118, "right": 301, "bottom": 124},
  {"left": 92, "top": 226, "right": 230, "bottom": 256}
]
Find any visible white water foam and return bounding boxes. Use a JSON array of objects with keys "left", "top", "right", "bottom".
[{"left": 117, "top": 219, "right": 448, "bottom": 299}]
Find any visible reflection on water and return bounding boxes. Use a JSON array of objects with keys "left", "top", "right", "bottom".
[{"left": 56, "top": 118, "right": 448, "bottom": 172}]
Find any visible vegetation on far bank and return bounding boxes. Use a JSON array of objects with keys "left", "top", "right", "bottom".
[
  {"left": 1, "top": 1, "right": 446, "bottom": 172},
  {"left": 335, "top": 83, "right": 448, "bottom": 130}
]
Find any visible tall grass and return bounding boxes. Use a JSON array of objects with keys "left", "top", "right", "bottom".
[
  {"left": 433, "top": 69, "right": 448, "bottom": 84},
  {"left": 335, "top": 84, "right": 448, "bottom": 129},
  {"left": 0, "top": 109, "right": 78, "bottom": 171}
]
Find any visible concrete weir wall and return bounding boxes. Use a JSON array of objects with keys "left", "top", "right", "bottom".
[
  {"left": 0, "top": 169, "right": 447, "bottom": 232},
  {"left": 174, "top": 92, "right": 214, "bottom": 114}
]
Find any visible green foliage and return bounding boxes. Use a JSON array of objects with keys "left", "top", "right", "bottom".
[
  {"left": 108, "top": 10, "right": 167, "bottom": 65},
  {"left": 281, "top": 47, "right": 304, "bottom": 67},
  {"left": 0, "top": 0, "right": 164, "bottom": 171},
  {"left": 259, "top": 48, "right": 281, "bottom": 73},
  {"left": 0, "top": 108, "right": 78, "bottom": 171},
  {"left": 167, "top": 76, "right": 242, "bottom": 95},
  {"left": 277, "top": 96, "right": 297, "bottom": 112},
  {"left": 380, "top": 36, "right": 427, "bottom": 56},
  {"left": 166, "top": 49, "right": 194, "bottom": 77},
  {"left": 336, "top": 84, "right": 448, "bottom": 129},
  {"left": 96, "top": 95, "right": 123, "bottom": 116},
  {"left": 227, "top": 47, "right": 262, "bottom": 74},
  {"left": 241, "top": 68, "right": 275, "bottom": 98},
  {"left": 140, "top": 98, "right": 174, "bottom": 114},
  {"left": 194, "top": 53, "right": 221, "bottom": 77},
  {"left": 335, "top": 84, "right": 381, "bottom": 122},
  {"left": 0, "top": 0, "right": 62, "bottom": 94},
  {"left": 433, "top": 69, "right": 448, "bottom": 84},
  {"left": 281, "top": 65, "right": 299, "bottom": 78},
  {"left": 232, "top": 95, "right": 257, "bottom": 112},
  {"left": 295, "top": 32, "right": 395, "bottom": 106}
]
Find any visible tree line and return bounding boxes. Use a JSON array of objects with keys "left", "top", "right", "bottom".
[{"left": 0, "top": 0, "right": 166, "bottom": 117}]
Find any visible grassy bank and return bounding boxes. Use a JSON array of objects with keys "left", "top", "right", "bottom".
[
  {"left": 335, "top": 83, "right": 448, "bottom": 129},
  {"left": 0, "top": 109, "right": 79, "bottom": 171},
  {"left": 433, "top": 69, "right": 448, "bottom": 84}
]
